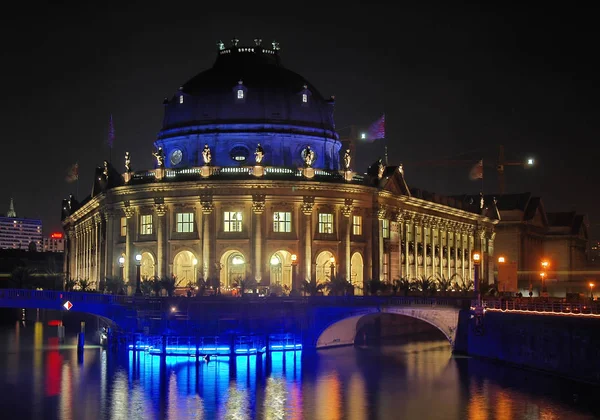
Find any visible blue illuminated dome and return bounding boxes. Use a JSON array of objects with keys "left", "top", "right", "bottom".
[{"left": 155, "top": 41, "right": 340, "bottom": 170}]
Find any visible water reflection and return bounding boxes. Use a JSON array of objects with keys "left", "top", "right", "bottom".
[{"left": 0, "top": 323, "right": 599, "bottom": 419}]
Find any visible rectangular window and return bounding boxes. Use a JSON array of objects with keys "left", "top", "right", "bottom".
[
  {"left": 140, "top": 215, "right": 153, "bottom": 235},
  {"left": 352, "top": 215, "right": 362, "bottom": 236},
  {"left": 224, "top": 211, "right": 243, "bottom": 232},
  {"left": 382, "top": 219, "right": 390, "bottom": 239},
  {"left": 179, "top": 95, "right": 184, "bottom": 104},
  {"left": 302, "top": 93, "right": 307, "bottom": 103},
  {"left": 273, "top": 211, "right": 292, "bottom": 233},
  {"left": 176, "top": 212, "right": 194, "bottom": 233},
  {"left": 318, "top": 213, "right": 334, "bottom": 234},
  {"left": 120, "top": 217, "right": 127, "bottom": 236},
  {"left": 237, "top": 89, "right": 244, "bottom": 99}
]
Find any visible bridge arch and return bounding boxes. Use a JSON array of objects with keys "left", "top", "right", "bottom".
[{"left": 314, "top": 306, "right": 460, "bottom": 350}]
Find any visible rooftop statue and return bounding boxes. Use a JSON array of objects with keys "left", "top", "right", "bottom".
[
  {"left": 202, "top": 144, "right": 212, "bottom": 165},
  {"left": 343, "top": 149, "right": 351, "bottom": 170},
  {"left": 103, "top": 160, "right": 109, "bottom": 178},
  {"left": 125, "top": 151, "right": 131, "bottom": 173},
  {"left": 255, "top": 143, "right": 264, "bottom": 165},
  {"left": 302, "top": 146, "right": 315, "bottom": 168},
  {"left": 377, "top": 158, "right": 385, "bottom": 178},
  {"left": 153, "top": 147, "right": 165, "bottom": 168}
]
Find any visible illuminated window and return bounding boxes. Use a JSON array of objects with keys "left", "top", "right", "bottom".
[
  {"left": 179, "top": 95, "right": 184, "bottom": 104},
  {"left": 352, "top": 215, "right": 362, "bottom": 235},
  {"left": 176, "top": 212, "right": 194, "bottom": 233},
  {"left": 318, "top": 213, "right": 333, "bottom": 234},
  {"left": 120, "top": 217, "right": 127, "bottom": 236},
  {"left": 237, "top": 89, "right": 244, "bottom": 99},
  {"left": 382, "top": 219, "right": 390, "bottom": 239},
  {"left": 273, "top": 211, "right": 291, "bottom": 233},
  {"left": 302, "top": 93, "right": 307, "bottom": 103},
  {"left": 224, "top": 211, "right": 243, "bottom": 232},
  {"left": 140, "top": 215, "right": 153, "bottom": 235}
]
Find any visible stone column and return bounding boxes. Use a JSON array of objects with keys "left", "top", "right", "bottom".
[
  {"left": 301, "top": 197, "right": 314, "bottom": 282},
  {"left": 94, "top": 214, "right": 101, "bottom": 288},
  {"left": 404, "top": 214, "right": 412, "bottom": 279},
  {"left": 104, "top": 210, "right": 114, "bottom": 279},
  {"left": 155, "top": 201, "right": 167, "bottom": 279},
  {"left": 252, "top": 195, "right": 266, "bottom": 283},
  {"left": 476, "top": 226, "right": 486, "bottom": 285},
  {"left": 422, "top": 218, "right": 428, "bottom": 278},
  {"left": 430, "top": 218, "right": 437, "bottom": 279},
  {"left": 85, "top": 224, "right": 90, "bottom": 282},
  {"left": 395, "top": 211, "right": 405, "bottom": 279},
  {"left": 460, "top": 225, "right": 466, "bottom": 281},
  {"left": 453, "top": 224, "right": 459, "bottom": 278},
  {"left": 124, "top": 205, "right": 136, "bottom": 286},
  {"left": 201, "top": 196, "right": 214, "bottom": 280},
  {"left": 468, "top": 227, "right": 474, "bottom": 280},
  {"left": 413, "top": 217, "right": 420, "bottom": 278},
  {"left": 377, "top": 207, "right": 386, "bottom": 282},
  {"left": 341, "top": 199, "right": 353, "bottom": 280}
]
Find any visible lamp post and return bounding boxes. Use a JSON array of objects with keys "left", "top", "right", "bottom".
[
  {"left": 291, "top": 254, "right": 298, "bottom": 293},
  {"left": 118, "top": 256, "right": 125, "bottom": 281},
  {"left": 541, "top": 259, "right": 549, "bottom": 298},
  {"left": 590, "top": 282, "right": 595, "bottom": 300},
  {"left": 472, "top": 251, "right": 481, "bottom": 306},
  {"left": 497, "top": 256, "right": 505, "bottom": 293},
  {"left": 329, "top": 256, "right": 336, "bottom": 279},
  {"left": 135, "top": 254, "right": 142, "bottom": 296}
]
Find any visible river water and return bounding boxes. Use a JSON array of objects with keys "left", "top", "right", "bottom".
[{"left": 1, "top": 318, "right": 599, "bottom": 419}]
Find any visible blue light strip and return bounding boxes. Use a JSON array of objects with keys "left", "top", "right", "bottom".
[{"left": 127, "top": 342, "right": 302, "bottom": 354}]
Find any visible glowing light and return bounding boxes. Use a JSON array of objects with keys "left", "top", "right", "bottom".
[
  {"left": 170, "top": 306, "right": 176, "bottom": 312},
  {"left": 50, "top": 232, "right": 63, "bottom": 239},
  {"left": 237, "top": 89, "right": 244, "bottom": 99},
  {"left": 118, "top": 256, "right": 125, "bottom": 265},
  {"left": 472, "top": 252, "right": 481, "bottom": 263},
  {"left": 192, "top": 258, "right": 198, "bottom": 266},
  {"left": 360, "top": 133, "right": 366, "bottom": 140},
  {"left": 291, "top": 254, "right": 297, "bottom": 263},
  {"left": 527, "top": 158, "right": 534, "bottom": 165},
  {"left": 329, "top": 256, "right": 335, "bottom": 264},
  {"left": 135, "top": 254, "right": 142, "bottom": 262},
  {"left": 270, "top": 255, "right": 280, "bottom": 265},
  {"left": 497, "top": 256, "right": 505, "bottom": 263},
  {"left": 232, "top": 256, "right": 245, "bottom": 265}
]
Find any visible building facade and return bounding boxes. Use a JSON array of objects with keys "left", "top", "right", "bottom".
[
  {"left": 43, "top": 232, "right": 65, "bottom": 253},
  {"left": 487, "top": 193, "right": 589, "bottom": 294},
  {"left": 61, "top": 40, "right": 498, "bottom": 292},
  {"left": 0, "top": 199, "right": 43, "bottom": 252}
]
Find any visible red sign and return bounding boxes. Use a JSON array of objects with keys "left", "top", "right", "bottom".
[
  {"left": 50, "top": 232, "right": 63, "bottom": 239},
  {"left": 63, "top": 301, "right": 73, "bottom": 311}
]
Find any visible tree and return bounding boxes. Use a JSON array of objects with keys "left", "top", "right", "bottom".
[
  {"left": 104, "top": 277, "right": 125, "bottom": 295},
  {"left": 393, "top": 277, "right": 412, "bottom": 296},
  {"left": 414, "top": 275, "right": 435, "bottom": 296},
  {"left": 160, "top": 276, "right": 177, "bottom": 297},
  {"left": 141, "top": 278, "right": 153, "bottom": 296},
  {"left": 195, "top": 276, "right": 207, "bottom": 296},
  {"left": 239, "top": 277, "right": 257, "bottom": 296},
  {"left": 150, "top": 276, "right": 163, "bottom": 297},
  {"left": 64, "top": 277, "right": 77, "bottom": 291},
  {"left": 10, "top": 266, "right": 34, "bottom": 289},
  {"left": 325, "top": 275, "right": 352, "bottom": 296},
  {"left": 300, "top": 278, "right": 325, "bottom": 297},
  {"left": 77, "top": 278, "right": 92, "bottom": 292},
  {"left": 435, "top": 274, "right": 453, "bottom": 296}
]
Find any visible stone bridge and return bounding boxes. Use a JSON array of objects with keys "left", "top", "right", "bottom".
[{"left": 0, "top": 289, "right": 471, "bottom": 352}]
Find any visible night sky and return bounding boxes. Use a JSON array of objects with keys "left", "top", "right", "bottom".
[{"left": 1, "top": 4, "right": 598, "bottom": 237}]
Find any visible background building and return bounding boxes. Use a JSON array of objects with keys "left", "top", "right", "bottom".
[
  {"left": 482, "top": 192, "right": 590, "bottom": 295},
  {"left": 61, "top": 40, "right": 499, "bottom": 293},
  {"left": 43, "top": 232, "right": 65, "bottom": 253},
  {"left": 0, "top": 199, "right": 42, "bottom": 252}
]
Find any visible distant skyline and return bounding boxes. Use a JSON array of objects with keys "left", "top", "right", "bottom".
[{"left": 0, "top": 4, "right": 597, "bottom": 237}]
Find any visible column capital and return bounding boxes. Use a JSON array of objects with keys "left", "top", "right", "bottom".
[
  {"left": 375, "top": 205, "right": 387, "bottom": 220},
  {"left": 154, "top": 204, "right": 167, "bottom": 217},
  {"left": 200, "top": 194, "right": 214, "bottom": 214},
  {"left": 123, "top": 202, "right": 135, "bottom": 219},
  {"left": 341, "top": 198, "right": 353, "bottom": 218},
  {"left": 252, "top": 194, "right": 266, "bottom": 214},
  {"left": 301, "top": 196, "right": 314, "bottom": 215}
]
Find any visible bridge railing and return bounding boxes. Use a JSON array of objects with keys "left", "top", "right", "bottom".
[
  {"left": 479, "top": 299, "right": 600, "bottom": 315},
  {"left": 0, "top": 289, "right": 132, "bottom": 305}
]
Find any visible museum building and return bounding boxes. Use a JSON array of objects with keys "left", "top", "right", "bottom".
[{"left": 61, "top": 39, "right": 499, "bottom": 293}]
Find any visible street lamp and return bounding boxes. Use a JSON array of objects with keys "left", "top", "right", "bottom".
[
  {"left": 590, "top": 282, "right": 595, "bottom": 300},
  {"left": 472, "top": 251, "right": 481, "bottom": 305},
  {"left": 291, "top": 254, "right": 298, "bottom": 293},
  {"left": 497, "top": 256, "right": 505, "bottom": 264},
  {"left": 118, "top": 256, "right": 125, "bottom": 281},
  {"left": 329, "top": 256, "right": 336, "bottom": 279},
  {"left": 541, "top": 260, "right": 549, "bottom": 297},
  {"left": 135, "top": 254, "right": 142, "bottom": 296}
]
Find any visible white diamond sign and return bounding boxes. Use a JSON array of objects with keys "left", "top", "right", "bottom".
[{"left": 63, "top": 301, "right": 73, "bottom": 311}]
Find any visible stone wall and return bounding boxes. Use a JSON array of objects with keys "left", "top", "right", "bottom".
[{"left": 468, "top": 312, "right": 600, "bottom": 384}]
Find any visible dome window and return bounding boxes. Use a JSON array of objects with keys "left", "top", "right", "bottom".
[
  {"left": 234, "top": 80, "right": 247, "bottom": 102},
  {"left": 299, "top": 84, "right": 311, "bottom": 107},
  {"left": 179, "top": 95, "right": 184, "bottom": 104}
]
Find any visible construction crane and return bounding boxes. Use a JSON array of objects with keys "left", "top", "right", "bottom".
[{"left": 496, "top": 145, "right": 535, "bottom": 195}]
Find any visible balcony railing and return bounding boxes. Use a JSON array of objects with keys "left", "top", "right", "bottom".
[{"left": 479, "top": 299, "right": 600, "bottom": 316}]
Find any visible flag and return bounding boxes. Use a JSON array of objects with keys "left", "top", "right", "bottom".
[
  {"left": 364, "top": 114, "right": 385, "bottom": 142},
  {"left": 66, "top": 163, "right": 79, "bottom": 183},
  {"left": 107, "top": 114, "right": 115, "bottom": 148},
  {"left": 469, "top": 159, "right": 483, "bottom": 180}
]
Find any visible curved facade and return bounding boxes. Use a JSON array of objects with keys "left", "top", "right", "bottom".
[{"left": 61, "top": 41, "right": 499, "bottom": 294}]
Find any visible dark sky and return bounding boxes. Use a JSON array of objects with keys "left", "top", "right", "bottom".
[{"left": 1, "top": 3, "right": 598, "bottom": 237}]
